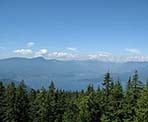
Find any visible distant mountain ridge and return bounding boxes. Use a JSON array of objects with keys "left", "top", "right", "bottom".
[{"left": 0, "top": 57, "right": 148, "bottom": 90}]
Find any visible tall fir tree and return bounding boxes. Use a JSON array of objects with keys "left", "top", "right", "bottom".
[
  {"left": 0, "top": 82, "right": 5, "bottom": 122},
  {"left": 55, "top": 90, "right": 67, "bottom": 122},
  {"left": 63, "top": 101, "right": 79, "bottom": 122},
  {"left": 46, "top": 81, "right": 56, "bottom": 122},
  {"left": 108, "top": 80, "right": 124, "bottom": 122},
  {"left": 102, "top": 72, "right": 113, "bottom": 97},
  {"left": 28, "top": 88, "right": 37, "bottom": 122},
  {"left": 15, "top": 81, "right": 29, "bottom": 122},
  {"left": 34, "top": 87, "right": 47, "bottom": 122},
  {"left": 4, "top": 82, "right": 16, "bottom": 122},
  {"left": 77, "top": 95, "right": 91, "bottom": 122},
  {"left": 135, "top": 81, "right": 148, "bottom": 121}
]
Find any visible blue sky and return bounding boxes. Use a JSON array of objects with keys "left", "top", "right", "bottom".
[{"left": 0, "top": 0, "right": 148, "bottom": 61}]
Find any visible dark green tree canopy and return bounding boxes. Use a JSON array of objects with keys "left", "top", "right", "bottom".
[{"left": 0, "top": 71, "right": 147, "bottom": 122}]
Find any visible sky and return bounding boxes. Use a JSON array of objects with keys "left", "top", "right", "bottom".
[{"left": 0, "top": 0, "right": 148, "bottom": 61}]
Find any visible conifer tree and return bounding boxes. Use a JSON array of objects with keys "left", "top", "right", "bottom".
[
  {"left": 34, "top": 87, "right": 47, "bottom": 122},
  {"left": 135, "top": 81, "right": 148, "bottom": 121},
  {"left": 55, "top": 90, "right": 67, "bottom": 122},
  {"left": 101, "top": 72, "right": 113, "bottom": 121},
  {"left": 63, "top": 101, "right": 79, "bottom": 122},
  {"left": 28, "top": 89, "right": 37, "bottom": 122},
  {"left": 4, "top": 82, "right": 16, "bottom": 122},
  {"left": 77, "top": 95, "right": 91, "bottom": 122},
  {"left": 46, "top": 81, "right": 56, "bottom": 122},
  {"left": 0, "top": 82, "right": 5, "bottom": 122},
  {"left": 15, "top": 81, "right": 29, "bottom": 122},
  {"left": 0, "top": 70, "right": 148, "bottom": 121},
  {"left": 132, "top": 70, "right": 143, "bottom": 98},
  {"left": 102, "top": 72, "right": 113, "bottom": 97},
  {"left": 108, "top": 80, "right": 124, "bottom": 121},
  {"left": 123, "top": 71, "right": 143, "bottom": 121}
]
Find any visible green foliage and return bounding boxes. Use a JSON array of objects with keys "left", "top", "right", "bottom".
[
  {"left": 0, "top": 82, "right": 5, "bottom": 122},
  {"left": 135, "top": 81, "right": 148, "bottom": 121},
  {"left": 102, "top": 72, "right": 113, "bottom": 97},
  {"left": 63, "top": 101, "right": 79, "bottom": 122},
  {"left": 4, "top": 82, "right": 16, "bottom": 122},
  {"left": 0, "top": 71, "right": 148, "bottom": 122},
  {"left": 34, "top": 87, "right": 47, "bottom": 122},
  {"left": 46, "top": 81, "right": 56, "bottom": 122},
  {"left": 15, "top": 81, "right": 29, "bottom": 122},
  {"left": 28, "top": 89, "right": 37, "bottom": 122},
  {"left": 77, "top": 95, "right": 91, "bottom": 122}
]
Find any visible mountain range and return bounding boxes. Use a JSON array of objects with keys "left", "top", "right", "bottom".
[{"left": 0, "top": 57, "right": 148, "bottom": 90}]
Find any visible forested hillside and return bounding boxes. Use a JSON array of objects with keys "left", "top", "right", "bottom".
[
  {"left": 0, "top": 71, "right": 148, "bottom": 122},
  {"left": 1, "top": 57, "right": 148, "bottom": 90}
]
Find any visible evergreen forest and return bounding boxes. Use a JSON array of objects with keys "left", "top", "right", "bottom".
[{"left": 0, "top": 70, "right": 148, "bottom": 122}]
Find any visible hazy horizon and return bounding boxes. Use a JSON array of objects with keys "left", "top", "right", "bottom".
[{"left": 1, "top": 56, "right": 148, "bottom": 63}]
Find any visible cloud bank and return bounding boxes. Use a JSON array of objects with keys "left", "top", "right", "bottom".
[
  {"left": 13, "top": 49, "right": 33, "bottom": 55},
  {"left": 12, "top": 43, "right": 148, "bottom": 62},
  {"left": 13, "top": 48, "right": 148, "bottom": 62}
]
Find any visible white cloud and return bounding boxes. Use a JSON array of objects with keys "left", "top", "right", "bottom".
[
  {"left": 34, "top": 49, "right": 48, "bottom": 57},
  {"left": 66, "top": 47, "right": 77, "bottom": 51},
  {"left": 88, "top": 51, "right": 112, "bottom": 60},
  {"left": 13, "top": 49, "right": 33, "bottom": 55},
  {"left": 125, "top": 48, "right": 141, "bottom": 55},
  {"left": 12, "top": 47, "right": 148, "bottom": 62},
  {"left": 123, "top": 55, "right": 148, "bottom": 62},
  {"left": 27, "top": 42, "right": 35, "bottom": 48},
  {"left": 48, "top": 52, "right": 78, "bottom": 59}
]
